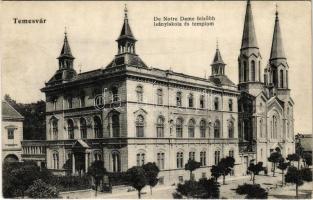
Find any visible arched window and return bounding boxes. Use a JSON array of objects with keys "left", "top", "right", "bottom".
[
  {"left": 200, "top": 120, "right": 206, "bottom": 138},
  {"left": 52, "top": 151, "right": 59, "bottom": 169},
  {"left": 112, "top": 114, "right": 120, "bottom": 137},
  {"left": 68, "top": 96, "right": 73, "bottom": 109},
  {"left": 52, "top": 119, "right": 58, "bottom": 140},
  {"left": 228, "top": 99, "right": 233, "bottom": 111},
  {"left": 176, "top": 118, "right": 183, "bottom": 138},
  {"left": 287, "top": 122, "right": 290, "bottom": 138},
  {"left": 214, "top": 97, "right": 219, "bottom": 111},
  {"left": 280, "top": 69, "right": 284, "bottom": 88},
  {"left": 80, "top": 95, "right": 85, "bottom": 107},
  {"left": 286, "top": 70, "right": 288, "bottom": 88},
  {"left": 94, "top": 151, "right": 102, "bottom": 161},
  {"left": 251, "top": 60, "right": 256, "bottom": 81},
  {"left": 259, "top": 118, "right": 263, "bottom": 137},
  {"left": 94, "top": 116, "right": 103, "bottom": 138},
  {"left": 136, "top": 115, "right": 145, "bottom": 137},
  {"left": 112, "top": 152, "right": 121, "bottom": 172},
  {"left": 176, "top": 152, "right": 184, "bottom": 168},
  {"left": 200, "top": 95, "right": 205, "bottom": 109},
  {"left": 214, "top": 150, "right": 221, "bottom": 165},
  {"left": 136, "top": 153, "right": 145, "bottom": 166},
  {"left": 157, "top": 152, "right": 165, "bottom": 170},
  {"left": 188, "top": 94, "right": 194, "bottom": 108},
  {"left": 214, "top": 120, "right": 221, "bottom": 138},
  {"left": 228, "top": 121, "right": 234, "bottom": 138},
  {"left": 244, "top": 61, "right": 248, "bottom": 82},
  {"left": 68, "top": 119, "right": 74, "bottom": 139},
  {"left": 188, "top": 119, "right": 195, "bottom": 138},
  {"left": 272, "top": 115, "right": 278, "bottom": 139},
  {"left": 189, "top": 151, "right": 195, "bottom": 160},
  {"left": 229, "top": 150, "right": 234, "bottom": 158},
  {"left": 136, "top": 86, "right": 143, "bottom": 103},
  {"left": 273, "top": 68, "right": 278, "bottom": 87},
  {"left": 156, "top": 116, "right": 165, "bottom": 138},
  {"left": 176, "top": 92, "right": 182, "bottom": 107},
  {"left": 157, "top": 89, "right": 163, "bottom": 105},
  {"left": 112, "top": 86, "right": 119, "bottom": 102},
  {"left": 80, "top": 118, "right": 87, "bottom": 139},
  {"left": 200, "top": 151, "right": 206, "bottom": 166}
]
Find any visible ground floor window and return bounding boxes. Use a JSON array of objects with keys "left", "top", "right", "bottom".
[
  {"left": 157, "top": 152, "right": 165, "bottom": 170},
  {"left": 158, "top": 176, "right": 164, "bottom": 185},
  {"left": 136, "top": 153, "right": 145, "bottom": 166},
  {"left": 178, "top": 176, "right": 184, "bottom": 183},
  {"left": 200, "top": 151, "right": 206, "bottom": 166}
]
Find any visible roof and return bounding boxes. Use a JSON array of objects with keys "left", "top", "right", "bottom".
[
  {"left": 117, "top": 8, "right": 136, "bottom": 41},
  {"left": 2, "top": 101, "right": 24, "bottom": 120},
  {"left": 241, "top": 0, "right": 258, "bottom": 49},
  {"left": 270, "top": 11, "right": 286, "bottom": 60},
  {"left": 58, "top": 33, "right": 74, "bottom": 59},
  {"left": 211, "top": 48, "right": 225, "bottom": 65},
  {"left": 208, "top": 75, "right": 236, "bottom": 86}
]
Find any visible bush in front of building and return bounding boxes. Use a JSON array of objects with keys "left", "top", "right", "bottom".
[
  {"left": 26, "top": 179, "right": 59, "bottom": 198},
  {"left": 50, "top": 175, "right": 92, "bottom": 192},
  {"left": 236, "top": 183, "right": 268, "bottom": 199}
]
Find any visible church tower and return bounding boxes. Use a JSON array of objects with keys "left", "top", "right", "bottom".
[
  {"left": 106, "top": 5, "right": 147, "bottom": 68},
  {"left": 264, "top": 7, "right": 290, "bottom": 100},
  {"left": 238, "top": 0, "right": 263, "bottom": 96}
]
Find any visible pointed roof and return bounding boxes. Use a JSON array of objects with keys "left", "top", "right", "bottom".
[
  {"left": 2, "top": 101, "right": 24, "bottom": 121},
  {"left": 117, "top": 5, "right": 136, "bottom": 41},
  {"left": 212, "top": 47, "right": 225, "bottom": 65},
  {"left": 270, "top": 8, "right": 286, "bottom": 60},
  {"left": 241, "top": 0, "right": 258, "bottom": 49},
  {"left": 59, "top": 31, "right": 74, "bottom": 59}
]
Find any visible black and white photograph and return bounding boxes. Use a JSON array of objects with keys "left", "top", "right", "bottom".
[{"left": 1, "top": 0, "right": 312, "bottom": 199}]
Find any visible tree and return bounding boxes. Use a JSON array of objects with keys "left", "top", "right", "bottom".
[
  {"left": 247, "top": 162, "right": 263, "bottom": 184},
  {"left": 217, "top": 156, "right": 235, "bottom": 185},
  {"left": 236, "top": 183, "right": 268, "bottom": 199},
  {"left": 142, "top": 162, "right": 160, "bottom": 195},
  {"left": 287, "top": 153, "right": 300, "bottom": 169},
  {"left": 26, "top": 179, "right": 58, "bottom": 198},
  {"left": 300, "top": 167, "right": 312, "bottom": 182},
  {"left": 302, "top": 152, "right": 312, "bottom": 167},
  {"left": 87, "top": 160, "right": 107, "bottom": 197},
  {"left": 285, "top": 166, "right": 303, "bottom": 199},
  {"left": 126, "top": 166, "right": 147, "bottom": 199},
  {"left": 185, "top": 159, "right": 201, "bottom": 181},
  {"left": 268, "top": 152, "right": 283, "bottom": 176},
  {"left": 277, "top": 159, "right": 289, "bottom": 186},
  {"left": 210, "top": 165, "right": 222, "bottom": 182},
  {"left": 198, "top": 178, "right": 220, "bottom": 198}
]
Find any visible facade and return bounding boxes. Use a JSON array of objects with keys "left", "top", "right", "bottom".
[
  {"left": 22, "top": 0, "right": 295, "bottom": 184},
  {"left": 2, "top": 101, "right": 24, "bottom": 162}
]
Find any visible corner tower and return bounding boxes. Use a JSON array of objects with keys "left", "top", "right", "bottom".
[
  {"left": 238, "top": 0, "right": 263, "bottom": 96},
  {"left": 264, "top": 7, "right": 290, "bottom": 99}
]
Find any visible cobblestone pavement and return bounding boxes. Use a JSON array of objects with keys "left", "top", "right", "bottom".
[{"left": 60, "top": 174, "right": 312, "bottom": 199}]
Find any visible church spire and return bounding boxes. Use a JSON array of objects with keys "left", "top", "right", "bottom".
[
  {"left": 59, "top": 28, "right": 74, "bottom": 59},
  {"left": 241, "top": 0, "right": 258, "bottom": 49},
  {"left": 211, "top": 41, "right": 226, "bottom": 76},
  {"left": 270, "top": 6, "right": 286, "bottom": 60}
]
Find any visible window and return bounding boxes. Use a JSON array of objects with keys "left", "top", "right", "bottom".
[
  {"left": 94, "top": 152, "right": 102, "bottom": 161},
  {"left": 176, "top": 152, "right": 184, "bottom": 169},
  {"left": 251, "top": 60, "right": 255, "bottom": 81},
  {"left": 176, "top": 118, "right": 183, "bottom": 138},
  {"left": 200, "top": 151, "right": 206, "bottom": 166},
  {"left": 228, "top": 121, "right": 234, "bottom": 138},
  {"left": 286, "top": 70, "right": 288, "bottom": 88},
  {"left": 7, "top": 129, "right": 14, "bottom": 139},
  {"left": 200, "top": 95, "right": 205, "bottom": 108},
  {"left": 112, "top": 152, "right": 121, "bottom": 172},
  {"left": 52, "top": 120, "right": 58, "bottom": 139},
  {"left": 214, "top": 150, "right": 221, "bottom": 165},
  {"left": 157, "top": 89, "right": 163, "bottom": 105},
  {"left": 94, "top": 116, "right": 103, "bottom": 138},
  {"left": 229, "top": 99, "right": 233, "bottom": 111},
  {"left": 229, "top": 150, "right": 234, "bottom": 158},
  {"left": 189, "top": 152, "right": 195, "bottom": 160},
  {"left": 200, "top": 120, "right": 206, "bottom": 138},
  {"left": 157, "top": 152, "right": 165, "bottom": 170},
  {"left": 80, "top": 95, "right": 85, "bottom": 107},
  {"left": 178, "top": 176, "right": 184, "bottom": 183},
  {"left": 156, "top": 116, "right": 165, "bottom": 138},
  {"left": 158, "top": 177, "right": 164, "bottom": 185},
  {"left": 136, "top": 153, "right": 145, "bottom": 166},
  {"left": 68, "top": 119, "right": 74, "bottom": 139},
  {"left": 176, "top": 92, "right": 182, "bottom": 107},
  {"left": 244, "top": 61, "right": 248, "bottom": 82},
  {"left": 188, "top": 119, "right": 195, "bottom": 138},
  {"left": 202, "top": 172, "right": 207, "bottom": 178},
  {"left": 80, "top": 118, "right": 87, "bottom": 139},
  {"left": 53, "top": 99, "right": 57, "bottom": 110},
  {"left": 53, "top": 152, "right": 59, "bottom": 169},
  {"left": 272, "top": 115, "right": 278, "bottom": 139},
  {"left": 68, "top": 96, "right": 73, "bottom": 109},
  {"left": 136, "top": 115, "right": 145, "bottom": 137},
  {"left": 112, "top": 114, "right": 120, "bottom": 137},
  {"left": 214, "top": 97, "right": 219, "bottom": 111},
  {"left": 112, "top": 87, "right": 119, "bottom": 102},
  {"left": 260, "top": 119, "right": 263, "bottom": 137},
  {"left": 280, "top": 69, "right": 284, "bottom": 88},
  {"left": 214, "top": 120, "right": 221, "bottom": 138},
  {"left": 136, "top": 86, "right": 143, "bottom": 103},
  {"left": 287, "top": 122, "right": 290, "bottom": 138},
  {"left": 188, "top": 94, "right": 193, "bottom": 108}
]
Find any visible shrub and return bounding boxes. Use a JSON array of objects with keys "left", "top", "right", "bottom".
[
  {"left": 236, "top": 184, "right": 267, "bottom": 199},
  {"left": 26, "top": 179, "right": 58, "bottom": 198}
]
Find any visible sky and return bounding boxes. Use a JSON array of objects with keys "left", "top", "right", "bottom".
[{"left": 1, "top": 1, "right": 312, "bottom": 134}]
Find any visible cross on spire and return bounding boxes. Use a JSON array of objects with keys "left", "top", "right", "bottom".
[{"left": 124, "top": 4, "right": 128, "bottom": 19}]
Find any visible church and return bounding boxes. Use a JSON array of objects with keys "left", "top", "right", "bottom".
[{"left": 21, "top": 0, "right": 295, "bottom": 185}]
